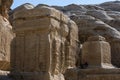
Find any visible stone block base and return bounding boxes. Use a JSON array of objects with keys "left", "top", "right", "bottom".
[
  {"left": 65, "top": 68, "right": 120, "bottom": 80},
  {"left": 10, "top": 72, "right": 64, "bottom": 80}
]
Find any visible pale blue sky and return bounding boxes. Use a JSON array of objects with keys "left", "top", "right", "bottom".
[{"left": 11, "top": 0, "right": 115, "bottom": 9}]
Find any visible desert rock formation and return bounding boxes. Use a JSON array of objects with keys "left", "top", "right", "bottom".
[
  {"left": 0, "top": 0, "right": 14, "bottom": 71},
  {"left": 65, "top": 36, "right": 120, "bottom": 80},
  {"left": 0, "top": 0, "right": 13, "bottom": 19},
  {"left": 1, "top": 0, "right": 120, "bottom": 80},
  {"left": 10, "top": 3, "right": 78, "bottom": 80},
  {"left": 52, "top": 1, "right": 120, "bottom": 67}
]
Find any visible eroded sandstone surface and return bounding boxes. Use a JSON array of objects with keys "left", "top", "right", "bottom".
[
  {"left": 10, "top": 3, "right": 78, "bottom": 80},
  {"left": 0, "top": 0, "right": 14, "bottom": 71},
  {"left": 1, "top": 0, "right": 120, "bottom": 80},
  {"left": 51, "top": 1, "right": 120, "bottom": 67}
]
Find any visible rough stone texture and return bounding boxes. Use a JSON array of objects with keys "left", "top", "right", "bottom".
[
  {"left": 70, "top": 15, "right": 120, "bottom": 42},
  {"left": 110, "top": 40, "right": 120, "bottom": 67},
  {"left": 70, "top": 14, "right": 120, "bottom": 67},
  {"left": 83, "top": 5, "right": 105, "bottom": 11},
  {"left": 64, "top": 4, "right": 87, "bottom": 12},
  {"left": 86, "top": 10, "right": 113, "bottom": 21},
  {"left": 11, "top": 4, "right": 78, "bottom": 80},
  {"left": 0, "top": 0, "right": 14, "bottom": 71},
  {"left": 1, "top": 0, "right": 120, "bottom": 80},
  {"left": 100, "top": 1, "right": 120, "bottom": 11},
  {"left": 64, "top": 36, "right": 120, "bottom": 80},
  {"left": 65, "top": 68, "right": 120, "bottom": 80},
  {"left": 0, "top": 0, "right": 13, "bottom": 19},
  {"left": 107, "top": 11, "right": 120, "bottom": 20},
  {"left": 0, "top": 71, "right": 12, "bottom": 80},
  {"left": 82, "top": 36, "right": 114, "bottom": 68},
  {"left": 52, "top": 1, "right": 120, "bottom": 67}
]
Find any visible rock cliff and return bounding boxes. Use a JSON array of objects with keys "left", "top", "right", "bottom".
[{"left": 0, "top": 0, "right": 14, "bottom": 71}]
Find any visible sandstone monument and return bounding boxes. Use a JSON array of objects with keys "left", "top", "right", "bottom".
[
  {"left": 1, "top": 0, "right": 120, "bottom": 80},
  {"left": 81, "top": 36, "right": 113, "bottom": 68},
  {"left": 10, "top": 3, "right": 78, "bottom": 80}
]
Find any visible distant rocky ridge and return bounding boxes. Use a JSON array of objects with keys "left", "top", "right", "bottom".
[{"left": 51, "top": 1, "right": 120, "bottom": 14}]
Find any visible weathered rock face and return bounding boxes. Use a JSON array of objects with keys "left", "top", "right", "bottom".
[
  {"left": 86, "top": 10, "right": 113, "bottom": 21},
  {"left": 100, "top": 1, "right": 120, "bottom": 11},
  {"left": 52, "top": 4, "right": 87, "bottom": 16},
  {"left": 11, "top": 3, "right": 78, "bottom": 80},
  {"left": 107, "top": 11, "right": 120, "bottom": 20},
  {"left": 0, "top": 0, "right": 13, "bottom": 19},
  {"left": 83, "top": 5, "right": 105, "bottom": 11},
  {"left": 65, "top": 36, "right": 120, "bottom": 80},
  {"left": 69, "top": 14, "right": 120, "bottom": 67},
  {"left": 70, "top": 15, "right": 120, "bottom": 42},
  {"left": 110, "top": 40, "right": 120, "bottom": 67},
  {"left": 82, "top": 36, "right": 114, "bottom": 68},
  {"left": 0, "top": 16, "right": 13, "bottom": 71},
  {"left": 64, "top": 4, "right": 87, "bottom": 12},
  {"left": 0, "top": 0, "right": 14, "bottom": 71},
  {"left": 65, "top": 68, "right": 120, "bottom": 80}
]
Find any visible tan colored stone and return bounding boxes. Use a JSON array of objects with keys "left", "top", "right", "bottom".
[
  {"left": 0, "top": 0, "right": 13, "bottom": 19},
  {"left": 65, "top": 36, "right": 120, "bottom": 80},
  {"left": 71, "top": 14, "right": 120, "bottom": 68},
  {"left": 65, "top": 68, "right": 120, "bottom": 80},
  {"left": 0, "top": 15, "right": 14, "bottom": 71},
  {"left": 82, "top": 36, "right": 114, "bottom": 68},
  {"left": 11, "top": 5, "right": 78, "bottom": 80},
  {"left": 13, "top": 5, "right": 69, "bottom": 24},
  {"left": 66, "top": 20, "right": 78, "bottom": 68},
  {"left": 110, "top": 40, "right": 120, "bottom": 67}
]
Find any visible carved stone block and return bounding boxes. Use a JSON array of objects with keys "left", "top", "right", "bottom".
[
  {"left": 82, "top": 36, "right": 114, "bottom": 68},
  {"left": 11, "top": 4, "right": 78, "bottom": 80}
]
